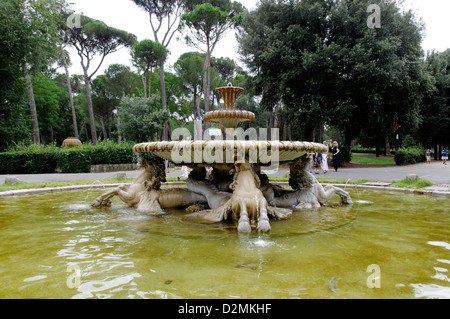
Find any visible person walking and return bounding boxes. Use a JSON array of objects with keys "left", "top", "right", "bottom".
[
  {"left": 332, "top": 141, "right": 340, "bottom": 172},
  {"left": 313, "top": 152, "right": 323, "bottom": 174},
  {"left": 426, "top": 149, "right": 432, "bottom": 164},
  {"left": 442, "top": 147, "right": 448, "bottom": 165},
  {"left": 322, "top": 141, "right": 329, "bottom": 173}
]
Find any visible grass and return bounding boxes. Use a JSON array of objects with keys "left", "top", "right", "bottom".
[
  {"left": 0, "top": 172, "right": 432, "bottom": 193},
  {"left": 350, "top": 153, "right": 396, "bottom": 166},
  {"left": 0, "top": 177, "right": 134, "bottom": 192},
  {"left": 392, "top": 177, "right": 433, "bottom": 189}
]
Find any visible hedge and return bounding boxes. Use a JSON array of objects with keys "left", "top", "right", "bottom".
[
  {"left": 0, "top": 141, "right": 136, "bottom": 174},
  {"left": 394, "top": 147, "right": 426, "bottom": 166}
]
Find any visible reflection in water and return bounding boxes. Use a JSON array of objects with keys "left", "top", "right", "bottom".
[{"left": 0, "top": 189, "right": 448, "bottom": 299}]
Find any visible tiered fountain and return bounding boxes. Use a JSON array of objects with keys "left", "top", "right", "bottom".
[{"left": 92, "top": 84, "right": 353, "bottom": 232}]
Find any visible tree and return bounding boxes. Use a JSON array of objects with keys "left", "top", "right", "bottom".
[
  {"left": 181, "top": 1, "right": 244, "bottom": 128},
  {"left": 131, "top": 0, "right": 186, "bottom": 140},
  {"left": 91, "top": 64, "right": 141, "bottom": 140},
  {"left": 418, "top": 50, "right": 450, "bottom": 157},
  {"left": 118, "top": 96, "right": 170, "bottom": 142},
  {"left": 237, "top": 0, "right": 432, "bottom": 153},
  {"left": 211, "top": 56, "right": 243, "bottom": 83},
  {"left": 66, "top": 15, "right": 136, "bottom": 144},
  {"left": 32, "top": 73, "right": 63, "bottom": 143},
  {"left": 0, "top": 0, "right": 67, "bottom": 145},
  {"left": 174, "top": 52, "right": 205, "bottom": 119},
  {"left": 58, "top": 48, "right": 79, "bottom": 138},
  {"left": 131, "top": 40, "right": 168, "bottom": 98}
]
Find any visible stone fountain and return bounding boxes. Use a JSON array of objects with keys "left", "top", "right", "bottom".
[{"left": 92, "top": 84, "right": 353, "bottom": 233}]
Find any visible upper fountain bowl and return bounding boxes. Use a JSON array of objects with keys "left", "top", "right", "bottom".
[{"left": 204, "top": 85, "right": 255, "bottom": 130}]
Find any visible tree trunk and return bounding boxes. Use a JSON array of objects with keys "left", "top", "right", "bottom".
[
  {"left": 24, "top": 69, "right": 40, "bottom": 145},
  {"left": 203, "top": 42, "right": 211, "bottom": 130},
  {"left": 61, "top": 49, "right": 78, "bottom": 138},
  {"left": 99, "top": 117, "right": 107, "bottom": 141},
  {"left": 159, "top": 66, "right": 170, "bottom": 141},
  {"left": 194, "top": 88, "right": 201, "bottom": 120},
  {"left": 148, "top": 66, "right": 152, "bottom": 97},
  {"left": 385, "top": 136, "right": 391, "bottom": 155},
  {"left": 142, "top": 72, "right": 147, "bottom": 98},
  {"left": 83, "top": 74, "right": 97, "bottom": 144},
  {"left": 116, "top": 113, "right": 122, "bottom": 144}
]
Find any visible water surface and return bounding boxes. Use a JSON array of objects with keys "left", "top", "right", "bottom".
[{"left": 0, "top": 188, "right": 448, "bottom": 299}]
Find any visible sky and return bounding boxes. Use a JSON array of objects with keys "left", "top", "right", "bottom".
[{"left": 65, "top": 0, "right": 450, "bottom": 76}]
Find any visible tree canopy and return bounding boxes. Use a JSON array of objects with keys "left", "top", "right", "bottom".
[{"left": 237, "top": 0, "right": 434, "bottom": 154}]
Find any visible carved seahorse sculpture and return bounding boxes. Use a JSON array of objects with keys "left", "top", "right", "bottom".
[
  {"left": 185, "top": 162, "right": 292, "bottom": 233},
  {"left": 91, "top": 157, "right": 205, "bottom": 215},
  {"left": 273, "top": 157, "right": 353, "bottom": 209}
]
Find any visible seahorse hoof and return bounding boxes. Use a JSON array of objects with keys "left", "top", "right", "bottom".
[
  {"left": 257, "top": 218, "right": 271, "bottom": 232},
  {"left": 91, "top": 198, "right": 111, "bottom": 208},
  {"left": 238, "top": 221, "right": 252, "bottom": 233}
]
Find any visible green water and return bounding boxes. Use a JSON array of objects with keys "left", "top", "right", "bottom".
[{"left": 0, "top": 188, "right": 448, "bottom": 299}]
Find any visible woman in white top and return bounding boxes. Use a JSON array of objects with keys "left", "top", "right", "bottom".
[{"left": 322, "top": 141, "right": 329, "bottom": 173}]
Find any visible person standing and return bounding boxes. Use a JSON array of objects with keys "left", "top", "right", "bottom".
[
  {"left": 426, "top": 149, "right": 432, "bottom": 164},
  {"left": 442, "top": 147, "right": 448, "bottom": 165},
  {"left": 322, "top": 141, "right": 329, "bottom": 173},
  {"left": 332, "top": 141, "right": 340, "bottom": 172},
  {"left": 313, "top": 152, "right": 323, "bottom": 174}
]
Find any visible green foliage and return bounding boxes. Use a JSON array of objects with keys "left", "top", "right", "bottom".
[
  {"left": 401, "top": 134, "right": 422, "bottom": 148},
  {"left": 0, "top": 141, "right": 136, "bottom": 174},
  {"left": 118, "top": 96, "right": 170, "bottom": 142},
  {"left": 0, "top": 144, "right": 59, "bottom": 174},
  {"left": 418, "top": 50, "right": 450, "bottom": 148},
  {"left": 393, "top": 177, "right": 433, "bottom": 189},
  {"left": 80, "top": 140, "right": 135, "bottom": 165},
  {"left": 55, "top": 148, "right": 91, "bottom": 173},
  {"left": 0, "top": 0, "right": 67, "bottom": 150},
  {"left": 394, "top": 147, "right": 426, "bottom": 166},
  {"left": 237, "top": 0, "right": 434, "bottom": 144},
  {"left": 32, "top": 73, "right": 63, "bottom": 135},
  {"left": 131, "top": 39, "right": 168, "bottom": 97},
  {"left": 351, "top": 153, "right": 396, "bottom": 166}
]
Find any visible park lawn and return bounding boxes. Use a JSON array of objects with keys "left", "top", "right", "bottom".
[
  {"left": 350, "top": 153, "right": 396, "bottom": 166},
  {"left": 0, "top": 177, "right": 134, "bottom": 193},
  {"left": 0, "top": 176, "right": 185, "bottom": 193},
  {"left": 392, "top": 177, "right": 433, "bottom": 189}
]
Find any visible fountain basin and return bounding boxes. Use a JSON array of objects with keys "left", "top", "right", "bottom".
[
  {"left": 1, "top": 188, "right": 448, "bottom": 299},
  {"left": 133, "top": 140, "right": 328, "bottom": 164}
]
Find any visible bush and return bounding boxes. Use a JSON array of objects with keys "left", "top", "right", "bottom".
[
  {"left": 394, "top": 147, "right": 426, "bottom": 165},
  {"left": 55, "top": 148, "right": 91, "bottom": 173},
  {"left": 0, "top": 141, "right": 135, "bottom": 174},
  {"left": 78, "top": 140, "right": 135, "bottom": 165},
  {"left": 0, "top": 144, "right": 58, "bottom": 174}
]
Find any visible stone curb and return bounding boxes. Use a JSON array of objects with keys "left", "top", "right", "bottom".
[{"left": 0, "top": 181, "right": 449, "bottom": 198}]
